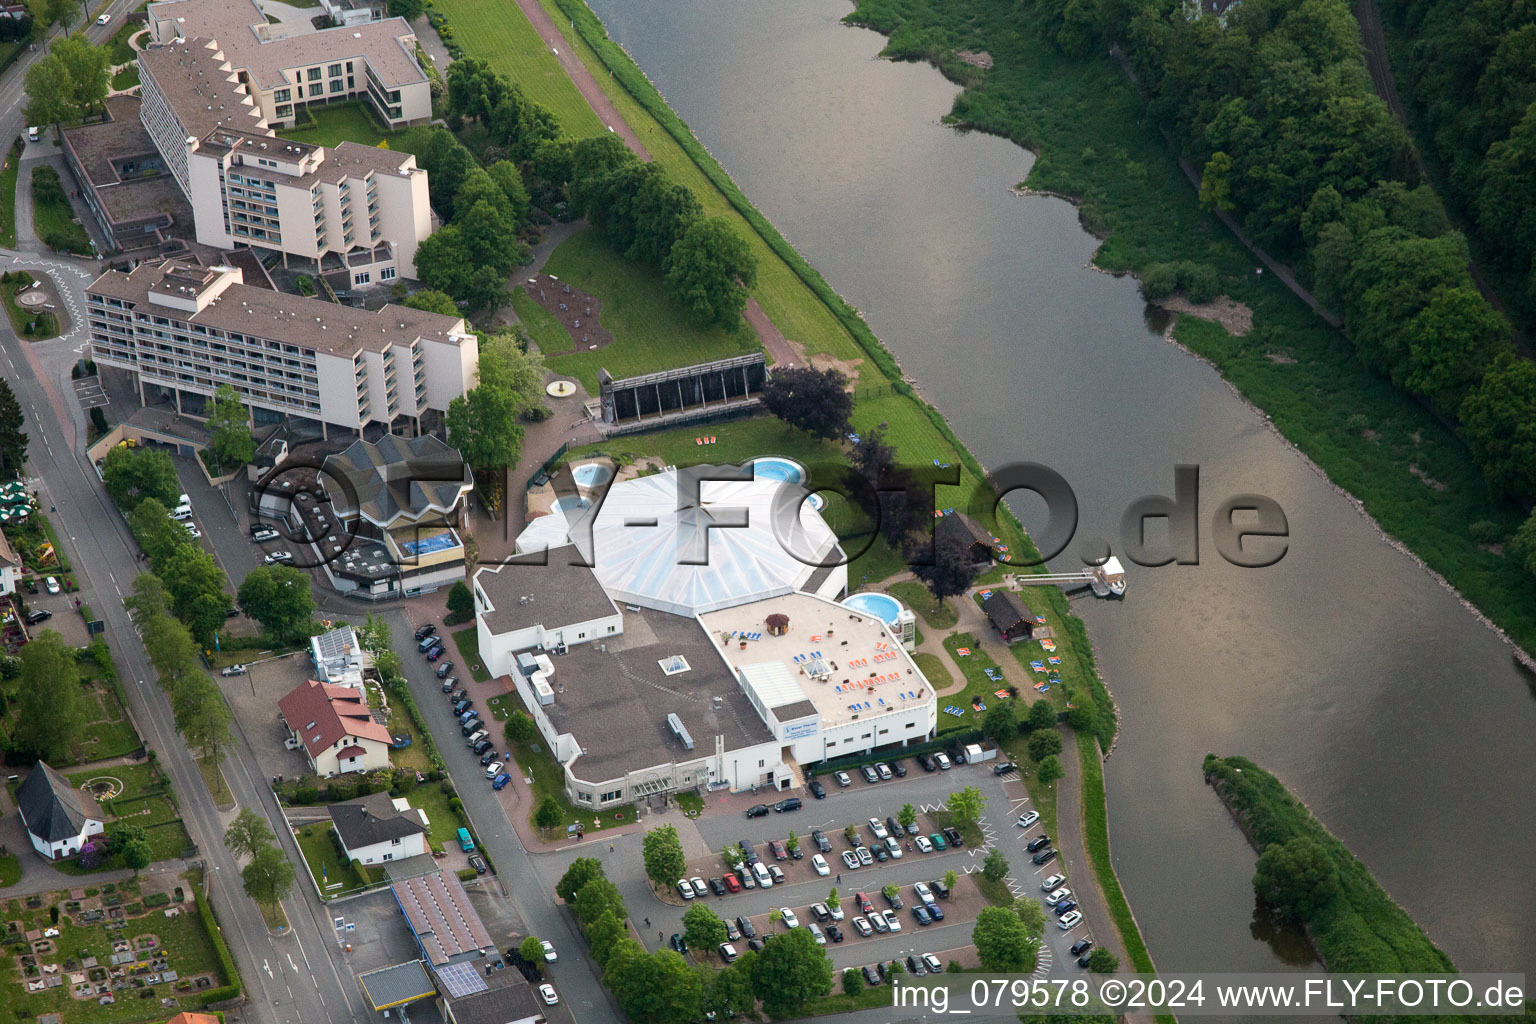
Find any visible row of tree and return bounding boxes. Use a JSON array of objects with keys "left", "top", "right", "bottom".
[
  {"left": 1378, "top": 0, "right": 1536, "bottom": 325},
  {"left": 1030, "top": 0, "right": 1536, "bottom": 520},
  {"left": 224, "top": 809, "right": 297, "bottom": 922},
  {"left": 24, "top": 32, "right": 110, "bottom": 129}
]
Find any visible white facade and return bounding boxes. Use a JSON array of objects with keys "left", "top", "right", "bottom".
[
  {"left": 340, "top": 830, "right": 425, "bottom": 866},
  {"left": 27, "top": 819, "right": 104, "bottom": 862}
]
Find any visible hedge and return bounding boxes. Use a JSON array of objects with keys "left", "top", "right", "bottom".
[{"left": 193, "top": 889, "right": 244, "bottom": 1006}]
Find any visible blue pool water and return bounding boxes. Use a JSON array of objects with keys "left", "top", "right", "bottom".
[
  {"left": 573, "top": 462, "right": 612, "bottom": 487},
  {"left": 842, "top": 592, "right": 903, "bottom": 625},
  {"left": 556, "top": 495, "right": 591, "bottom": 512},
  {"left": 750, "top": 456, "right": 806, "bottom": 484},
  {"left": 399, "top": 532, "right": 458, "bottom": 556}
]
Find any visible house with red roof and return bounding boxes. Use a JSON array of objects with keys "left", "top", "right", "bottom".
[{"left": 277, "top": 679, "right": 392, "bottom": 777}]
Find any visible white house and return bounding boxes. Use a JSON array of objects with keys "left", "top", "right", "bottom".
[
  {"left": 278, "top": 679, "right": 392, "bottom": 776},
  {"left": 17, "top": 762, "right": 105, "bottom": 861},
  {"left": 0, "top": 529, "right": 21, "bottom": 597},
  {"left": 328, "top": 791, "right": 427, "bottom": 865}
]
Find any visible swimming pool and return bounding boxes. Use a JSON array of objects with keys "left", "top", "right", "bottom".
[
  {"left": 555, "top": 495, "right": 591, "bottom": 512},
  {"left": 841, "top": 591, "right": 904, "bottom": 625},
  {"left": 749, "top": 456, "right": 807, "bottom": 485},
  {"left": 572, "top": 462, "right": 612, "bottom": 487},
  {"left": 398, "top": 532, "right": 459, "bottom": 556}
]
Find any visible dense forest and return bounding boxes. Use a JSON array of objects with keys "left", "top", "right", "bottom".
[
  {"left": 1379, "top": 0, "right": 1536, "bottom": 325},
  {"left": 1022, "top": 0, "right": 1536, "bottom": 551}
]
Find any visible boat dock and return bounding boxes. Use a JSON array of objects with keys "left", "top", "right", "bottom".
[{"left": 1010, "top": 556, "right": 1126, "bottom": 598}]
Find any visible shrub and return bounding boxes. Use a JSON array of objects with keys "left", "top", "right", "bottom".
[
  {"left": 1140, "top": 263, "right": 1178, "bottom": 300},
  {"left": 1468, "top": 520, "right": 1503, "bottom": 544}
]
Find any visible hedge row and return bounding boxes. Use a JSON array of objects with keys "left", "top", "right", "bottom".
[{"left": 193, "top": 889, "right": 244, "bottom": 1006}]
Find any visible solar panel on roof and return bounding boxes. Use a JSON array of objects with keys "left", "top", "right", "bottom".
[{"left": 435, "top": 961, "right": 489, "bottom": 999}]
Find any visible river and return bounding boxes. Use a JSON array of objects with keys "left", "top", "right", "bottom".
[{"left": 580, "top": 0, "right": 1536, "bottom": 980}]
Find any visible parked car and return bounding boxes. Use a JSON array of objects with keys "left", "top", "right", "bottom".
[
  {"left": 465, "top": 729, "right": 487, "bottom": 747},
  {"left": 875, "top": 762, "right": 893, "bottom": 781},
  {"left": 451, "top": 688, "right": 469, "bottom": 702},
  {"left": 23, "top": 609, "right": 51, "bottom": 626},
  {"left": 478, "top": 750, "right": 497, "bottom": 766},
  {"left": 539, "top": 940, "right": 556, "bottom": 962},
  {"left": 184, "top": 525, "right": 202, "bottom": 539},
  {"left": 708, "top": 877, "right": 726, "bottom": 896},
  {"left": 808, "top": 779, "right": 826, "bottom": 799},
  {"left": 483, "top": 761, "right": 503, "bottom": 778},
  {"left": 861, "top": 965, "right": 880, "bottom": 986},
  {"left": 44, "top": 576, "right": 59, "bottom": 594},
  {"left": 251, "top": 523, "right": 279, "bottom": 541},
  {"left": 441, "top": 678, "right": 456, "bottom": 693},
  {"left": 906, "top": 954, "right": 927, "bottom": 975},
  {"left": 826, "top": 924, "right": 843, "bottom": 943},
  {"left": 435, "top": 661, "right": 454, "bottom": 679},
  {"left": 718, "top": 942, "right": 738, "bottom": 963},
  {"left": 769, "top": 840, "right": 787, "bottom": 861},
  {"left": 881, "top": 909, "right": 902, "bottom": 932},
  {"left": 779, "top": 907, "right": 799, "bottom": 929},
  {"left": 453, "top": 699, "right": 473, "bottom": 715},
  {"left": 929, "top": 877, "right": 951, "bottom": 899},
  {"left": 677, "top": 879, "right": 695, "bottom": 900},
  {"left": 1041, "top": 873, "right": 1067, "bottom": 892},
  {"left": 768, "top": 864, "right": 786, "bottom": 886},
  {"left": 1018, "top": 811, "right": 1041, "bottom": 828},
  {"left": 918, "top": 753, "right": 938, "bottom": 772},
  {"left": 1046, "top": 887, "right": 1073, "bottom": 906},
  {"left": 840, "top": 850, "right": 859, "bottom": 871},
  {"left": 943, "top": 827, "right": 964, "bottom": 848},
  {"left": 417, "top": 635, "right": 439, "bottom": 653},
  {"left": 911, "top": 904, "right": 932, "bottom": 926},
  {"left": 96, "top": 12, "right": 110, "bottom": 23},
  {"left": 263, "top": 551, "right": 294, "bottom": 565},
  {"left": 538, "top": 985, "right": 558, "bottom": 1006},
  {"left": 744, "top": 804, "right": 770, "bottom": 819},
  {"left": 414, "top": 624, "right": 437, "bottom": 640},
  {"left": 691, "top": 876, "right": 707, "bottom": 896},
  {"left": 220, "top": 664, "right": 247, "bottom": 676},
  {"left": 856, "top": 846, "right": 873, "bottom": 866},
  {"left": 460, "top": 719, "right": 482, "bottom": 736},
  {"left": 871, "top": 844, "right": 888, "bottom": 863},
  {"left": 891, "top": 760, "right": 907, "bottom": 778},
  {"left": 1058, "top": 910, "right": 1083, "bottom": 929},
  {"left": 491, "top": 773, "right": 511, "bottom": 790},
  {"left": 468, "top": 855, "right": 487, "bottom": 874},
  {"left": 426, "top": 646, "right": 446, "bottom": 661},
  {"left": 1027, "top": 834, "right": 1052, "bottom": 853},
  {"left": 1071, "top": 939, "right": 1094, "bottom": 957},
  {"left": 736, "top": 915, "right": 755, "bottom": 939},
  {"left": 884, "top": 836, "right": 903, "bottom": 858},
  {"left": 1078, "top": 951, "right": 1095, "bottom": 968},
  {"left": 725, "top": 920, "right": 740, "bottom": 941},
  {"left": 885, "top": 815, "right": 903, "bottom": 837},
  {"left": 456, "top": 828, "right": 474, "bottom": 851},
  {"left": 774, "top": 797, "right": 802, "bottom": 813},
  {"left": 994, "top": 761, "right": 1018, "bottom": 775},
  {"left": 740, "top": 839, "right": 759, "bottom": 865},
  {"left": 807, "top": 922, "right": 825, "bottom": 946},
  {"left": 811, "top": 903, "right": 830, "bottom": 923},
  {"left": 1033, "top": 848, "right": 1058, "bottom": 866},
  {"left": 752, "top": 862, "right": 773, "bottom": 888},
  {"left": 812, "top": 854, "right": 829, "bottom": 876},
  {"left": 860, "top": 765, "right": 879, "bottom": 783},
  {"left": 852, "top": 917, "right": 873, "bottom": 938},
  {"left": 924, "top": 901, "right": 944, "bottom": 921},
  {"left": 934, "top": 752, "right": 952, "bottom": 770},
  {"left": 472, "top": 740, "right": 494, "bottom": 756},
  {"left": 722, "top": 874, "right": 741, "bottom": 894},
  {"left": 737, "top": 868, "right": 755, "bottom": 891},
  {"left": 869, "top": 912, "right": 889, "bottom": 934},
  {"left": 914, "top": 835, "right": 933, "bottom": 853},
  {"left": 670, "top": 933, "right": 688, "bottom": 953},
  {"left": 867, "top": 817, "right": 889, "bottom": 840},
  {"left": 834, "top": 771, "right": 851, "bottom": 787},
  {"left": 883, "top": 888, "right": 902, "bottom": 909},
  {"left": 812, "top": 829, "right": 832, "bottom": 853},
  {"left": 747, "top": 937, "right": 765, "bottom": 953},
  {"left": 923, "top": 953, "right": 943, "bottom": 973},
  {"left": 1055, "top": 899, "right": 1078, "bottom": 917},
  {"left": 928, "top": 832, "right": 946, "bottom": 850}
]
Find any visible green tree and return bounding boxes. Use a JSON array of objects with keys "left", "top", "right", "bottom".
[
  {"left": 385, "top": 0, "right": 425, "bottom": 19},
  {"left": 162, "top": 544, "right": 230, "bottom": 644},
  {"left": 946, "top": 785, "right": 986, "bottom": 828},
  {"left": 842, "top": 966, "right": 864, "bottom": 996},
  {"left": 534, "top": 796, "right": 563, "bottom": 834},
  {"left": 182, "top": 683, "right": 234, "bottom": 790},
  {"left": 1253, "top": 837, "right": 1340, "bottom": 922},
  {"left": 518, "top": 935, "right": 545, "bottom": 971},
  {"left": 224, "top": 809, "right": 276, "bottom": 861},
  {"left": 242, "top": 844, "right": 296, "bottom": 917},
  {"left": 1027, "top": 700, "right": 1058, "bottom": 732},
  {"left": 784, "top": 829, "right": 799, "bottom": 856},
  {"left": 708, "top": 962, "right": 755, "bottom": 1018},
  {"left": 983, "top": 847, "right": 1010, "bottom": 882},
  {"left": 943, "top": 868, "right": 958, "bottom": 892},
  {"left": 206, "top": 384, "right": 256, "bottom": 469},
  {"left": 682, "top": 902, "right": 727, "bottom": 953},
  {"left": 402, "top": 289, "right": 461, "bottom": 316},
  {"left": 504, "top": 711, "right": 536, "bottom": 744},
  {"left": 446, "top": 334, "right": 544, "bottom": 471},
  {"left": 750, "top": 926, "right": 833, "bottom": 1016},
  {"left": 1086, "top": 947, "right": 1119, "bottom": 973},
  {"left": 573, "top": 876, "right": 626, "bottom": 925},
  {"left": 897, "top": 803, "right": 917, "bottom": 831},
  {"left": 236, "top": 565, "right": 316, "bottom": 642},
  {"left": 102, "top": 445, "right": 181, "bottom": 510},
  {"left": 664, "top": 216, "right": 758, "bottom": 331},
  {"left": 912, "top": 533, "right": 981, "bottom": 610},
  {"left": 128, "top": 498, "right": 189, "bottom": 568},
  {"left": 52, "top": 33, "right": 110, "bottom": 116},
  {"left": 826, "top": 887, "right": 840, "bottom": 912},
  {"left": 1198, "top": 151, "right": 1234, "bottom": 212},
  {"left": 485, "top": 160, "right": 532, "bottom": 226},
  {"left": 15, "top": 631, "right": 84, "bottom": 762},
  {"left": 119, "top": 836, "right": 153, "bottom": 872},
  {"left": 1404, "top": 286, "right": 1512, "bottom": 415},
  {"left": 1460, "top": 351, "right": 1536, "bottom": 500},
  {"left": 586, "top": 910, "right": 627, "bottom": 968},
  {"left": 556, "top": 857, "right": 603, "bottom": 903},
  {"left": 983, "top": 700, "right": 1019, "bottom": 743},
  {"left": 972, "top": 905, "right": 1034, "bottom": 972},
  {"left": 882, "top": 883, "right": 898, "bottom": 903},
  {"left": 23, "top": 53, "right": 74, "bottom": 128},
  {"left": 43, "top": 0, "right": 76, "bottom": 29},
  {"left": 1028, "top": 729, "right": 1063, "bottom": 762},
  {"left": 446, "top": 580, "right": 475, "bottom": 621},
  {"left": 1013, "top": 895, "right": 1046, "bottom": 937},
  {"left": 759, "top": 366, "right": 852, "bottom": 439},
  {"left": 1037, "top": 754, "right": 1064, "bottom": 785},
  {"left": 0, "top": 379, "right": 29, "bottom": 478},
  {"left": 641, "top": 824, "right": 687, "bottom": 890}
]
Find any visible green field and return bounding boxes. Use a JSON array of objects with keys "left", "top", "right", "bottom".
[
  {"left": 110, "top": 66, "right": 139, "bottom": 91},
  {"left": 911, "top": 651, "right": 952, "bottom": 692},
  {"left": 31, "top": 171, "right": 92, "bottom": 256},
  {"left": 280, "top": 101, "right": 391, "bottom": 148},
  {"left": 450, "top": 626, "right": 491, "bottom": 682},
  {"left": 541, "top": 228, "right": 761, "bottom": 390},
  {"left": 0, "top": 141, "right": 20, "bottom": 248},
  {"left": 886, "top": 580, "right": 957, "bottom": 630},
  {"left": 294, "top": 823, "right": 384, "bottom": 897},
  {"left": 510, "top": 286, "right": 574, "bottom": 355},
  {"left": 64, "top": 763, "right": 192, "bottom": 864}
]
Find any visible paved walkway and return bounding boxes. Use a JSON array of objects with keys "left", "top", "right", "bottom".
[{"left": 1053, "top": 730, "right": 1129, "bottom": 969}]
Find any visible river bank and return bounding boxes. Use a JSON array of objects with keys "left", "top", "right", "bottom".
[{"left": 842, "top": 0, "right": 1536, "bottom": 658}]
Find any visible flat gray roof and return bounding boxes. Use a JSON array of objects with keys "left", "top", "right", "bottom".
[
  {"left": 62, "top": 96, "right": 160, "bottom": 186},
  {"left": 357, "top": 960, "right": 435, "bottom": 1010},
  {"left": 139, "top": 39, "right": 269, "bottom": 140},
  {"left": 476, "top": 545, "right": 619, "bottom": 636},
  {"left": 535, "top": 605, "right": 773, "bottom": 785}
]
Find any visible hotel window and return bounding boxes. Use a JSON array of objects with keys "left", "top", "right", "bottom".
[
  {"left": 328, "top": 63, "right": 343, "bottom": 77},
  {"left": 354, "top": 272, "right": 370, "bottom": 285},
  {"left": 274, "top": 88, "right": 291, "bottom": 102},
  {"left": 380, "top": 267, "right": 396, "bottom": 282},
  {"left": 308, "top": 67, "right": 322, "bottom": 81},
  {"left": 276, "top": 104, "right": 292, "bottom": 118},
  {"left": 329, "top": 79, "right": 344, "bottom": 93}
]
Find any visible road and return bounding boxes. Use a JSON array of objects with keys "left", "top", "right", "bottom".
[{"left": 0, "top": 254, "right": 367, "bottom": 1024}]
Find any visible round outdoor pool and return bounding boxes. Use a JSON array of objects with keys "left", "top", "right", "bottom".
[
  {"left": 572, "top": 462, "right": 612, "bottom": 487},
  {"left": 555, "top": 495, "right": 591, "bottom": 513},
  {"left": 748, "top": 456, "right": 807, "bottom": 485},
  {"left": 841, "top": 591, "right": 904, "bottom": 625}
]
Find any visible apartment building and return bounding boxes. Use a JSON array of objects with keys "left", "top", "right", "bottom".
[
  {"left": 86, "top": 261, "right": 479, "bottom": 436},
  {"left": 138, "top": 39, "right": 432, "bottom": 279},
  {"left": 146, "top": 0, "right": 431, "bottom": 130}
]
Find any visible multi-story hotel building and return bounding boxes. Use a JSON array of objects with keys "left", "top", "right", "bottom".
[
  {"left": 145, "top": 0, "right": 431, "bottom": 130},
  {"left": 86, "top": 261, "right": 479, "bottom": 436},
  {"left": 137, "top": 38, "right": 432, "bottom": 281}
]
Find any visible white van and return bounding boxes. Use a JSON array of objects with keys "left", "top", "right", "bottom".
[
  {"left": 170, "top": 493, "right": 193, "bottom": 520},
  {"left": 751, "top": 861, "right": 773, "bottom": 889},
  {"left": 27, "top": 126, "right": 39, "bottom": 143}
]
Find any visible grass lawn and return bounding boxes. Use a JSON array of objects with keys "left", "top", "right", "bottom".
[
  {"left": 937, "top": 631, "right": 1028, "bottom": 733},
  {"left": 79, "top": 687, "right": 141, "bottom": 761},
  {"left": 424, "top": 0, "right": 605, "bottom": 136},
  {"left": 1, "top": 275, "right": 60, "bottom": 341},
  {"left": 384, "top": 700, "right": 434, "bottom": 772},
  {"left": 509, "top": 739, "right": 635, "bottom": 836},
  {"left": 294, "top": 823, "right": 383, "bottom": 897},
  {"left": 450, "top": 626, "right": 491, "bottom": 682},
  {"left": 280, "top": 101, "right": 391, "bottom": 148},
  {"left": 541, "top": 228, "right": 761, "bottom": 391},
  {"left": 197, "top": 755, "right": 235, "bottom": 811},
  {"left": 105, "top": 20, "right": 140, "bottom": 65},
  {"left": 32, "top": 176, "right": 91, "bottom": 256},
  {"left": 510, "top": 286, "right": 574, "bottom": 355},
  {"left": 110, "top": 66, "right": 139, "bottom": 91},
  {"left": 0, "top": 854, "right": 19, "bottom": 888},
  {"left": 0, "top": 141, "right": 20, "bottom": 248},
  {"left": 911, "top": 651, "right": 952, "bottom": 692},
  {"left": 886, "top": 580, "right": 957, "bottom": 630},
  {"left": 397, "top": 780, "right": 467, "bottom": 850},
  {"left": 801, "top": 982, "right": 894, "bottom": 1015},
  {"left": 64, "top": 762, "right": 192, "bottom": 865}
]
